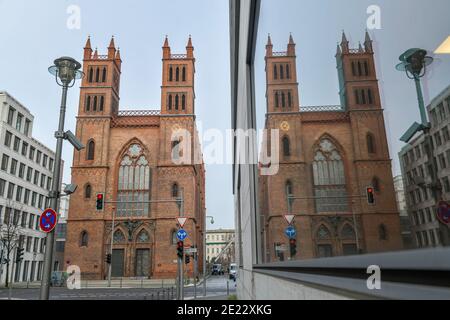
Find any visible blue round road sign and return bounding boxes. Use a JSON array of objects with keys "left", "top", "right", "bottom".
[
  {"left": 285, "top": 226, "right": 297, "bottom": 239},
  {"left": 177, "top": 229, "right": 188, "bottom": 241},
  {"left": 39, "top": 208, "right": 58, "bottom": 233}
]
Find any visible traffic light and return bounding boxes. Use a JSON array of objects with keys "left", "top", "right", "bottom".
[
  {"left": 16, "top": 247, "right": 24, "bottom": 263},
  {"left": 289, "top": 239, "right": 297, "bottom": 257},
  {"left": 105, "top": 253, "right": 112, "bottom": 264},
  {"left": 96, "top": 193, "right": 105, "bottom": 211},
  {"left": 366, "top": 187, "right": 375, "bottom": 205},
  {"left": 177, "top": 241, "right": 184, "bottom": 259},
  {"left": 185, "top": 254, "right": 190, "bottom": 265}
]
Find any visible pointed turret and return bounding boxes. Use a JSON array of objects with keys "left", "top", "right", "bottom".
[
  {"left": 287, "top": 33, "right": 296, "bottom": 56},
  {"left": 163, "top": 35, "right": 171, "bottom": 59},
  {"left": 186, "top": 35, "right": 194, "bottom": 59},
  {"left": 340, "top": 31, "right": 349, "bottom": 53},
  {"left": 93, "top": 48, "right": 98, "bottom": 59},
  {"left": 358, "top": 42, "right": 364, "bottom": 53},
  {"left": 266, "top": 34, "right": 273, "bottom": 57},
  {"left": 364, "top": 30, "right": 373, "bottom": 53},
  {"left": 108, "top": 36, "right": 116, "bottom": 59},
  {"left": 335, "top": 43, "right": 342, "bottom": 57},
  {"left": 84, "top": 36, "right": 93, "bottom": 60},
  {"left": 115, "top": 48, "right": 122, "bottom": 70}
]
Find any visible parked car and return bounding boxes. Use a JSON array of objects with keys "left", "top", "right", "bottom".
[
  {"left": 211, "top": 264, "right": 224, "bottom": 276},
  {"left": 229, "top": 263, "right": 237, "bottom": 281}
]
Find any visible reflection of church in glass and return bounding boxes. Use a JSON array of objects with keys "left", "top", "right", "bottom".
[
  {"left": 64, "top": 36, "right": 205, "bottom": 279},
  {"left": 259, "top": 32, "right": 402, "bottom": 262}
]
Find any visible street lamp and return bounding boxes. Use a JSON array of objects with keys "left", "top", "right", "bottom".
[
  {"left": 203, "top": 216, "right": 214, "bottom": 297},
  {"left": 40, "top": 57, "right": 83, "bottom": 300},
  {"left": 396, "top": 48, "right": 450, "bottom": 246}
]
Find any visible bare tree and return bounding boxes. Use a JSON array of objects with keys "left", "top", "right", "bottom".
[{"left": 0, "top": 200, "right": 23, "bottom": 287}]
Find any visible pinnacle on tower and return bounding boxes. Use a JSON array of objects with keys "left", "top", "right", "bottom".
[
  {"left": 266, "top": 34, "right": 273, "bottom": 57},
  {"left": 108, "top": 36, "right": 116, "bottom": 59},
  {"left": 93, "top": 48, "right": 98, "bottom": 59},
  {"left": 358, "top": 42, "right": 364, "bottom": 53},
  {"left": 84, "top": 36, "right": 93, "bottom": 60},
  {"left": 335, "top": 43, "right": 342, "bottom": 57},
  {"left": 187, "top": 35, "right": 194, "bottom": 59},
  {"left": 340, "top": 30, "right": 349, "bottom": 53},
  {"left": 163, "top": 35, "right": 171, "bottom": 59},
  {"left": 287, "top": 33, "right": 296, "bottom": 56},
  {"left": 364, "top": 30, "right": 373, "bottom": 53}
]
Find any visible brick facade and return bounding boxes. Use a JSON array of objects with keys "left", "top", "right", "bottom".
[
  {"left": 259, "top": 33, "right": 402, "bottom": 262},
  {"left": 64, "top": 36, "right": 205, "bottom": 279}
]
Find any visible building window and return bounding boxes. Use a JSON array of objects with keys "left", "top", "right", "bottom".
[
  {"left": 273, "top": 65, "right": 278, "bottom": 80},
  {"left": 286, "top": 64, "right": 290, "bottom": 79},
  {"left": 366, "top": 133, "right": 376, "bottom": 154},
  {"left": 95, "top": 68, "right": 100, "bottom": 82},
  {"left": 443, "top": 177, "right": 450, "bottom": 193},
  {"left": 288, "top": 91, "right": 292, "bottom": 107},
  {"left": 168, "top": 94, "right": 173, "bottom": 110},
  {"left": 378, "top": 224, "right": 388, "bottom": 240},
  {"left": 137, "top": 229, "right": 150, "bottom": 243},
  {"left": 4, "top": 131, "right": 12, "bottom": 147},
  {"left": 102, "top": 67, "right": 107, "bottom": 82},
  {"left": 182, "top": 67, "right": 186, "bottom": 82},
  {"left": 113, "top": 230, "right": 126, "bottom": 244},
  {"left": 88, "top": 68, "right": 94, "bottom": 83},
  {"left": 7, "top": 107, "right": 15, "bottom": 125},
  {"left": 274, "top": 92, "right": 279, "bottom": 108},
  {"left": 13, "top": 137, "right": 20, "bottom": 152},
  {"left": 280, "top": 65, "right": 284, "bottom": 79},
  {"left": 176, "top": 67, "right": 180, "bottom": 82},
  {"left": 85, "top": 184, "right": 92, "bottom": 199},
  {"left": 281, "top": 92, "right": 286, "bottom": 108},
  {"left": 169, "top": 66, "right": 173, "bottom": 81},
  {"left": 87, "top": 140, "right": 95, "bottom": 161},
  {"left": 80, "top": 231, "right": 89, "bottom": 247},
  {"left": 312, "top": 138, "right": 348, "bottom": 213},
  {"left": 172, "top": 183, "right": 179, "bottom": 198},
  {"left": 182, "top": 94, "right": 186, "bottom": 110},
  {"left": 285, "top": 180, "right": 293, "bottom": 197},
  {"left": 16, "top": 113, "right": 23, "bottom": 132},
  {"left": 282, "top": 136, "right": 290, "bottom": 157},
  {"left": 24, "top": 119, "right": 31, "bottom": 136},
  {"left": 117, "top": 144, "right": 151, "bottom": 217},
  {"left": 1, "top": 154, "right": 9, "bottom": 171},
  {"left": 99, "top": 96, "right": 104, "bottom": 112}
]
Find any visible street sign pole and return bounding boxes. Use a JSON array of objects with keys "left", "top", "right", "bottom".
[
  {"left": 108, "top": 207, "right": 116, "bottom": 288},
  {"left": 176, "top": 191, "right": 185, "bottom": 300}
]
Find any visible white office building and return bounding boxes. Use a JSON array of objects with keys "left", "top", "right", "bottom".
[{"left": 0, "top": 91, "right": 56, "bottom": 285}]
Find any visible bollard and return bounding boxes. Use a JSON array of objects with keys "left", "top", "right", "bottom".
[{"left": 227, "top": 280, "right": 230, "bottom": 296}]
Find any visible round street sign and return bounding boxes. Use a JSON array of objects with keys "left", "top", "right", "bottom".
[
  {"left": 177, "top": 229, "right": 188, "bottom": 241},
  {"left": 285, "top": 226, "right": 297, "bottom": 239},
  {"left": 39, "top": 208, "right": 58, "bottom": 233},
  {"left": 437, "top": 201, "right": 450, "bottom": 225}
]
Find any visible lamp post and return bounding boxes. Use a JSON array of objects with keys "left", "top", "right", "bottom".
[
  {"left": 203, "top": 216, "right": 214, "bottom": 297},
  {"left": 396, "top": 49, "right": 450, "bottom": 246},
  {"left": 40, "top": 57, "right": 83, "bottom": 300}
]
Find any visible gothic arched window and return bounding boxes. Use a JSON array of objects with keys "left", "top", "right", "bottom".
[
  {"left": 317, "top": 225, "right": 331, "bottom": 240},
  {"left": 92, "top": 96, "right": 97, "bottom": 112},
  {"left": 85, "top": 184, "right": 92, "bottom": 199},
  {"left": 282, "top": 136, "right": 291, "bottom": 157},
  {"left": 88, "top": 68, "right": 94, "bottom": 83},
  {"left": 102, "top": 67, "right": 107, "bottom": 82},
  {"left": 285, "top": 180, "right": 293, "bottom": 196},
  {"left": 379, "top": 224, "right": 388, "bottom": 240},
  {"left": 171, "top": 230, "right": 178, "bottom": 245},
  {"left": 95, "top": 67, "right": 100, "bottom": 82},
  {"left": 137, "top": 230, "right": 150, "bottom": 243},
  {"left": 341, "top": 224, "right": 356, "bottom": 239},
  {"left": 273, "top": 65, "right": 278, "bottom": 80},
  {"left": 281, "top": 92, "right": 286, "bottom": 108},
  {"left": 86, "top": 96, "right": 91, "bottom": 112},
  {"left": 182, "top": 95, "right": 186, "bottom": 110},
  {"left": 117, "top": 144, "right": 151, "bottom": 217},
  {"left": 275, "top": 92, "right": 279, "bottom": 108},
  {"left": 169, "top": 66, "right": 173, "bottom": 82},
  {"left": 172, "top": 140, "right": 181, "bottom": 162},
  {"left": 280, "top": 65, "right": 284, "bottom": 79},
  {"left": 168, "top": 94, "right": 173, "bottom": 110},
  {"left": 113, "top": 230, "right": 126, "bottom": 244},
  {"left": 99, "top": 96, "right": 104, "bottom": 112},
  {"left": 182, "top": 67, "right": 186, "bottom": 82},
  {"left": 87, "top": 140, "right": 95, "bottom": 161},
  {"left": 312, "top": 138, "right": 348, "bottom": 213},
  {"left": 176, "top": 67, "right": 180, "bottom": 82},
  {"left": 175, "top": 95, "right": 179, "bottom": 110},
  {"left": 286, "top": 64, "right": 290, "bottom": 79},
  {"left": 80, "top": 231, "right": 89, "bottom": 247},
  {"left": 172, "top": 183, "right": 179, "bottom": 198},
  {"left": 367, "top": 133, "right": 376, "bottom": 154},
  {"left": 288, "top": 92, "right": 292, "bottom": 107}
]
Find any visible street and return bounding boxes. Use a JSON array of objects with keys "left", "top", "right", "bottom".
[{"left": 0, "top": 275, "right": 236, "bottom": 300}]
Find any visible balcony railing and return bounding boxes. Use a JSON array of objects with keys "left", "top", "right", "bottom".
[
  {"left": 170, "top": 54, "right": 188, "bottom": 59},
  {"left": 301, "top": 105, "right": 344, "bottom": 112}
]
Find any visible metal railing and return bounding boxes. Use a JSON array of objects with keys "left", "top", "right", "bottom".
[
  {"left": 300, "top": 105, "right": 345, "bottom": 112},
  {"left": 117, "top": 110, "right": 161, "bottom": 117}
]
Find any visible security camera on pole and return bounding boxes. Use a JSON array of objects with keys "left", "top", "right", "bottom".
[{"left": 40, "top": 57, "right": 84, "bottom": 300}]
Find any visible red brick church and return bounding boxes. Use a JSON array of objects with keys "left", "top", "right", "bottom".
[
  {"left": 259, "top": 32, "right": 403, "bottom": 262},
  {"left": 64, "top": 36, "right": 206, "bottom": 279}
]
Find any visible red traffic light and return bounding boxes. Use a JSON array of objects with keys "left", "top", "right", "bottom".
[
  {"left": 366, "top": 187, "right": 375, "bottom": 205},
  {"left": 289, "top": 239, "right": 296, "bottom": 245},
  {"left": 97, "top": 194, "right": 103, "bottom": 200}
]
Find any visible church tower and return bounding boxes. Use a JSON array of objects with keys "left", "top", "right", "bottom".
[
  {"left": 161, "top": 36, "right": 195, "bottom": 115},
  {"left": 265, "top": 34, "right": 300, "bottom": 113}
]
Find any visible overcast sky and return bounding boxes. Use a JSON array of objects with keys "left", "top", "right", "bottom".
[
  {"left": 0, "top": 0, "right": 232, "bottom": 229},
  {"left": 0, "top": 0, "right": 449, "bottom": 230}
]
